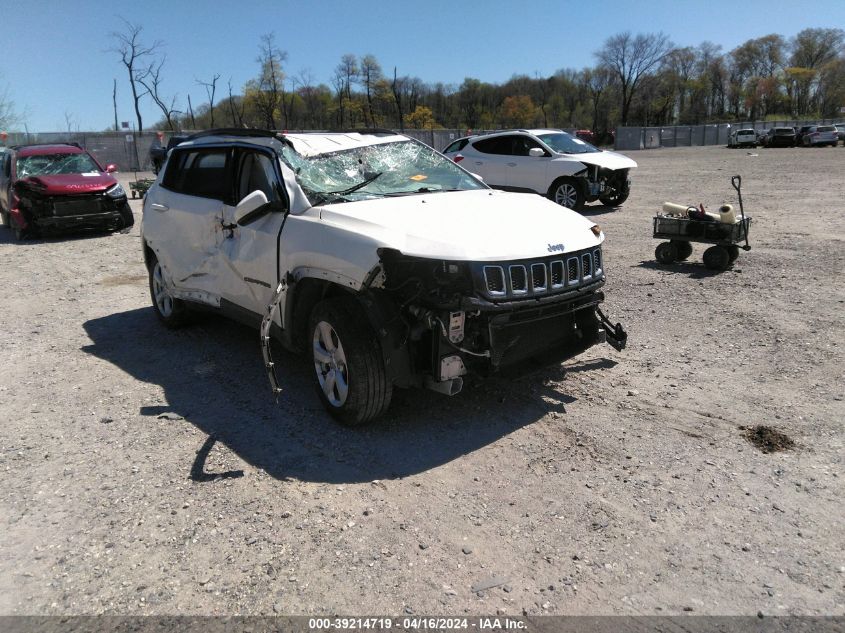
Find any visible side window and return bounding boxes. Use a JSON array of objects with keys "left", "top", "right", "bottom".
[
  {"left": 443, "top": 139, "right": 468, "bottom": 153},
  {"left": 237, "top": 150, "right": 281, "bottom": 204},
  {"left": 513, "top": 136, "right": 545, "bottom": 157},
  {"left": 472, "top": 136, "right": 514, "bottom": 155},
  {"left": 161, "top": 148, "right": 231, "bottom": 201}
]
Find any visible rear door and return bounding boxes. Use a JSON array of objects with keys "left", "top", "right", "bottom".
[
  {"left": 144, "top": 146, "right": 235, "bottom": 302},
  {"left": 466, "top": 136, "right": 513, "bottom": 187},
  {"left": 216, "top": 147, "right": 288, "bottom": 316}
]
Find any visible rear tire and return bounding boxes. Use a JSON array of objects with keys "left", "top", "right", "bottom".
[
  {"left": 147, "top": 252, "right": 189, "bottom": 328},
  {"left": 548, "top": 177, "right": 585, "bottom": 211},
  {"left": 309, "top": 297, "right": 392, "bottom": 426},
  {"left": 655, "top": 241, "right": 678, "bottom": 264}
]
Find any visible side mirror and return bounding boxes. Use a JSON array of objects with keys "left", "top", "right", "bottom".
[
  {"left": 529, "top": 148, "right": 545, "bottom": 158},
  {"left": 105, "top": 164, "right": 118, "bottom": 173},
  {"left": 235, "top": 190, "right": 269, "bottom": 225}
]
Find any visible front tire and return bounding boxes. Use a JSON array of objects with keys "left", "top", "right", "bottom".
[
  {"left": 147, "top": 253, "right": 189, "bottom": 328},
  {"left": 703, "top": 245, "right": 731, "bottom": 270},
  {"left": 548, "top": 177, "right": 585, "bottom": 211},
  {"left": 309, "top": 297, "right": 392, "bottom": 426},
  {"left": 672, "top": 240, "right": 693, "bottom": 261},
  {"left": 118, "top": 203, "right": 134, "bottom": 231},
  {"left": 599, "top": 189, "right": 630, "bottom": 206}
]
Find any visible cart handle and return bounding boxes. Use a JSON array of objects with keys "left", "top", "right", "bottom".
[{"left": 731, "top": 174, "right": 751, "bottom": 251}]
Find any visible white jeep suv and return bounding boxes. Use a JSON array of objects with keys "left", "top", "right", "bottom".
[
  {"left": 442, "top": 129, "right": 637, "bottom": 211},
  {"left": 141, "top": 129, "right": 626, "bottom": 424}
]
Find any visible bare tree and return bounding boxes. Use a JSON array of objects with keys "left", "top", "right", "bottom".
[
  {"left": 197, "top": 73, "right": 221, "bottom": 128},
  {"left": 251, "top": 33, "right": 287, "bottom": 129},
  {"left": 0, "top": 79, "right": 25, "bottom": 131},
  {"left": 595, "top": 31, "right": 674, "bottom": 125},
  {"left": 332, "top": 54, "right": 358, "bottom": 127},
  {"left": 109, "top": 18, "right": 161, "bottom": 133},
  {"left": 227, "top": 78, "right": 245, "bottom": 127},
  {"left": 391, "top": 67, "right": 406, "bottom": 131},
  {"left": 360, "top": 54, "right": 382, "bottom": 127},
  {"left": 112, "top": 79, "right": 119, "bottom": 132},
  {"left": 187, "top": 94, "right": 197, "bottom": 129},
  {"left": 138, "top": 57, "right": 180, "bottom": 131},
  {"left": 63, "top": 111, "right": 76, "bottom": 134}
]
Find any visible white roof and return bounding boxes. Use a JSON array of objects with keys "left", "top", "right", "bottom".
[{"left": 283, "top": 132, "right": 409, "bottom": 157}]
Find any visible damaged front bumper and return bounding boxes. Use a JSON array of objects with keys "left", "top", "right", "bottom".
[
  {"left": 465, "top": 290, "right": 625, "bottom": 372},
  {"left": 14, "top": 188, "right": 128, "bottom": 232}
]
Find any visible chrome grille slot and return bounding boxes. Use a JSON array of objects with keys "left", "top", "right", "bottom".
[
  {"left": 509, "top": 265, "right": 528, "bottom": 294},
  {"left": 567, "top": 258, "right": 579, "bottom": 285},
  {"left": 531, "top": 263, "right": 547, "bottom": 292},
  {"left": 483, "top": 266, "right": 506, "bottom": 295},
  {"left": 582, "top": 253, "right": 593, "bottom": 279},
  {"left": 476, "top": 247, "right": 603, "bottom": 300},
  {"left": 550, "top": 260, "right": 565, "bottom": 288}
]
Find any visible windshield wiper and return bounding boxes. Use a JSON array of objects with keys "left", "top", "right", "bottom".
[
  {"left": 383, "top": 186, "right": 452, "bottom": 197},
  {"left": 311, "top": 172, "right": 384, "bottom": 205}
]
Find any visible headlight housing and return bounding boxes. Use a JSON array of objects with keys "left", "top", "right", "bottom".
[{"left": 105, "top": 183, "right": 127, "bottom": 199}]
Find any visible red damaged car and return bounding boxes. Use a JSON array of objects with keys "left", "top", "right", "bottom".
[{"left": 0, "top": 143, "right": 134, "bottom": 239}]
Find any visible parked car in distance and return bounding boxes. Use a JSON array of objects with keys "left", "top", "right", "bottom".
[
  {"left": 728, "top": 129, "right": 757, "bottom": 148},
  {"left": 574, "top": 129, "right": 597, "bottom": 145},
  {"left": 794, "top": 125, "right": 815, "bottom": 146},
  {"left": 761, "top": 127, "right": 796, "bottom": 148},
  {"left": 0, "top": 143, "right": 133, "bottom": 239},
  {"left": 801, "top": 125, "right": 838, "bottom": 147},
  {"left": 141, "top": 129, "right": 627, "bottom": 424},
  {"left": 835, "top": 124, "right": 845, "bottom": 144},
  {"left": 149, "top": 134, "right": 190, "bottom": 174},
  {"left": 442, "top": 129, "right": 637, "bottom": 211}
]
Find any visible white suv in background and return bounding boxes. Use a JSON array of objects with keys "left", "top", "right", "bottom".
[
  {"left": 442, "top": 129, "right": 637, "bottom": 211},
  {"left": 141, "top": 129, "right": 626, "bottom": 424}
]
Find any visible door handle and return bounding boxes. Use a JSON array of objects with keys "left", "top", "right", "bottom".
[
  {"left": 507, "top": 162, "right": 517, "bottom": 167},
  {"left": 474, "top": 161, "right": 483, "bottom": 166},
  {"left": 151, "top": 203, "right": 169, "bottom": 212}
]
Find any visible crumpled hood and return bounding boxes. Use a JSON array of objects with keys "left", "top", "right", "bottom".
[
  {"left": 318, "top": 189, "right": 602, "bottom": 261},
  {"left": 18, "top": 173, "right": 116, "bottom": 195},
  {"left": 555, "top": 150, "right": 637, "bottom": 171}
]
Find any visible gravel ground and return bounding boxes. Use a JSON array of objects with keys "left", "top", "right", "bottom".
[{"left": 0, "top": 145, "right": 843, "bottom": 616}]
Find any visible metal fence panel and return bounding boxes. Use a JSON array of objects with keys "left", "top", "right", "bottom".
[{"left": 616, "top": 119, "right": 845, "bottom": 150}]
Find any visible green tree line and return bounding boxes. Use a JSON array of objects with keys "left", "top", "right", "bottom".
[{"left": 128, "top": 27, "right": 845, "bottom": 139}]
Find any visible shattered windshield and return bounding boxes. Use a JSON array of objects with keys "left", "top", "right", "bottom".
[
  {"left": 537, "top": 132, "right": 601, "bottom": 155},
  {"left": 16, "top": 153, "right": 101, "bottom": 177},
  {"left": 280, "top": 139, "right": 487, "bottom": 205}
]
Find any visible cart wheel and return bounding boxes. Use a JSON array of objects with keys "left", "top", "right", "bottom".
[
  {"left": 672, "top": 240, "right": 693, "bottom": 261},
  {"left": 703, "top": 245, "right": 731, "bottom": 270},
  {"left": 655, "top": 241, "right": 678, "bottom": 265},
  {"left": 726, "top": 245, "right": 740, "bottom": 263}
]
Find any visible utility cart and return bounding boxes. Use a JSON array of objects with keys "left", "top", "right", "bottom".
[
  {"left": 653, "top": 175, "right": 752, "bottom": 271},
  {"left": 129, "top": 178, "right": 155, "bottom": 199}
]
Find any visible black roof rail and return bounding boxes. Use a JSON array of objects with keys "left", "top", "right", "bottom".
[{"left": 185, "top": 128, "right": 282, "bottom": 141}]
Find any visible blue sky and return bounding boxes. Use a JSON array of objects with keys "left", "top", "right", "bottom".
[{"left": 2, "top": 0, "right": 844, "bottom": 131}]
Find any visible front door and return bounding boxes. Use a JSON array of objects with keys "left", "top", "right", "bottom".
[{"left": 216, "top": 147, "right": 288, "bottom": 317}]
